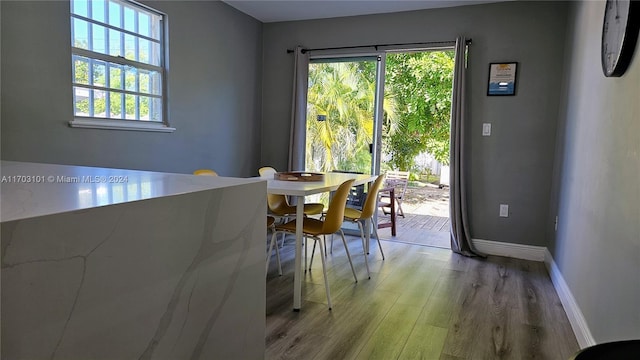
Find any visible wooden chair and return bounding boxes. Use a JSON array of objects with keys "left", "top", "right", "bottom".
[
  {"left": 379, "top": 170, "right": 409, "bottom": 218},
  {"left": 377, "top": 185, "right": 397, "bottom": 236},
  {"left": 274, "top": 179, "right": 357, "bottom": 310},
  {"left": 342, "top": 174, "right": 387, "bottom": 272}
]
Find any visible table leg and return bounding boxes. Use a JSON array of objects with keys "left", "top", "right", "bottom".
[{"left": 293, "top": 197, "right": 304, "bottom": 311}]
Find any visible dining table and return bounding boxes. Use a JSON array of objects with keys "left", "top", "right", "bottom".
[{"left": 266, "top": 171, "right": 377, "bottom": 311}]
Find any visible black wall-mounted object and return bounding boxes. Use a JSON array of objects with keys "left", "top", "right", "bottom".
[{"left": 601, "top": 0, "right": 640, "bottom": 77}]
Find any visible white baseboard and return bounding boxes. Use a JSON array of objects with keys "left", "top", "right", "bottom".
[
  {"left": 471, "top": 238, "right": 595, "bottom": 348},
  {"left": 544, "top": 249, "right": 596, "bottom": 349},
  {"left": 471, "top": 238, "right": 547, "bottom": 261}
]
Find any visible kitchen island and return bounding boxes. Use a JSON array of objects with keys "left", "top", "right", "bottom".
[{"left": 1, "top": 161, "right": 266, "bottom": 359}]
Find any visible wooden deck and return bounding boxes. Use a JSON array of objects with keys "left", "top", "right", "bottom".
[
  {"left": 376, "top": 184, "right": 451, "bottom": 247},
  {"left": 376, "top": 210, "right": 451, "bottom": 248},
  {"left": 392, "top": 211, "right": 450, "bottom": 232}
]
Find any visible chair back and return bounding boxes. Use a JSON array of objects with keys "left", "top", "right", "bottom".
[
  {"left": 360, "top": 174, "right": 386, "bottom": 219},
  {"left": 267, "top": 193, "right": 291, "bottom": 214},
  {"left": 259, "top": 166, "right": 277, "bottom": 178},
  {"left": 193, "top": 169, "right": 218, "bottom": 176},
  {"left": 385, "top": 170, "right": 409, "bottom": 198},
  {"left": 259, "top": 166, "right": 292, "bottom": 213},
  {"left": 322, "top": 179, "right": 355, "bottom": 234}
]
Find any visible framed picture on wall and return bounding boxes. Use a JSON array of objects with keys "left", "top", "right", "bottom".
[{"left": 487, "top": 62, "right": 518, "bottom": 96}]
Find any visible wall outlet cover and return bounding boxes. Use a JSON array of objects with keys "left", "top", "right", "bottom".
[
  {"left": 482, "top": 123, "right": 492, "bottom": 136},
  {"left": 499, "top": 204, "right": 509, "bottom": 217}
]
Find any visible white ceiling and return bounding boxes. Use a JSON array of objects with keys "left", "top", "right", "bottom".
[{"left": 222, "top": 0, "right": 514, "bottom": 23}]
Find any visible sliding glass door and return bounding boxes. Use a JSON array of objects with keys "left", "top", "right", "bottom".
[{"left": 305, "top": 56, "right": 384, "bottom": 175}]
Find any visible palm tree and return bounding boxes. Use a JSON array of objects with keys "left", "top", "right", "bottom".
[
  {"left": 306, "top": 61, "right": 397, "bottom": 174},
  {"left": 305, "top": 51, "right": 455, "bottom": 177}
]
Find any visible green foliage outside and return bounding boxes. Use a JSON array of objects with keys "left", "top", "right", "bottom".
[
  {"left": 306, "top": 50, "right": 455, "bottom": 175},
  {"left": 384, "top": 51, "right": 455, "bottom": 169},
  {"left": 73, "top": 40, "right": 153, "bottom": 120},
  {"left": 306, "top": 61, "right": 378, "bottom": 174}
]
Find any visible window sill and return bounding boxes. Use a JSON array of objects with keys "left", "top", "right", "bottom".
[{"left": 69, "top": 118, "right": 176, "bottom": 133}]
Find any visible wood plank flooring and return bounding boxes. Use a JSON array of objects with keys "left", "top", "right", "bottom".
[{"left": 266, "top": 236, "right": 579, "bottom": 360}]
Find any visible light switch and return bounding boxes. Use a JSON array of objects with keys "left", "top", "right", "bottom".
[
  {"left": 499, "top": 204, "right": 509, "bottom": 217},
  {"left": 482, "top": 123, "right": 492, "bottom": 136}
]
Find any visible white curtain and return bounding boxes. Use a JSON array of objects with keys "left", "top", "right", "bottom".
[
  {"left": 288, "top": 46, "right": 310, "bottom": 171},
  {"left": 449, "top": 36, "right": 483, "bottom": 257}
]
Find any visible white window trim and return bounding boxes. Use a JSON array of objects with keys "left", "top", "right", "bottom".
[
  {"left": 69, "top": 118, "right": 175, "bottom": 132},
  {"left": 70, "top": 0, "right": 171, "bottom": 132}
]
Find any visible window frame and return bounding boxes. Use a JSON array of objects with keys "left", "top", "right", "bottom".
[{"left": 68, "top": 0, "right": 173, "bottom": 132}]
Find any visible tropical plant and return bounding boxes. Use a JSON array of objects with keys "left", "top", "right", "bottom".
[
  {"left": 384, "top": 50, "right": 455, "bottom": 169},
  {"left": 73, "top": 39, "right": 152, "bottom": 119},
  {"left": 306, "top": 61, "right": 377, "bottom": 174},
  {"left": 305, "top": 50, "right": 454, "bottom": 174}
]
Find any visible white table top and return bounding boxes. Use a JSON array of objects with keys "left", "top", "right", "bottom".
[
  {"left": 1, "top": 161, "right": 264, "bottom": 222},
  {"left": 264, "top": 172, "right": 376, "bottom": 196}
]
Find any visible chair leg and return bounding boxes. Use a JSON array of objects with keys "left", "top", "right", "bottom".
[
  {"left": 266, "top": 230, "right": 282, "bottom": 276},
  {"left": 309, "top": 237, "right": 317, "bottom": 271},
  {"left": 324, "top": 234, "right": 327, "bottom": 257},
  {"left": 330, "top": 233, "right": 334, "bottom": 254},
  {"left": 359, "top": 220, "right": 370, "bottom": 255},
  {"left": 371, "top": 220, "right": 385, "bottom": 260},
  {"left": 339, "top": 230, "right": 358, "bottom": 283},
  {"left": 356, "top": 222, "right": 371, "bottom": 279},
  {"left": 397, "top": 201, "right": 405, "bottom": 218},
  {"left": 275, "top": 216, "right": 287, "bottom": 248},
  {"left": 390, "top": 199, "right": 397, "bottom": 236},
  {"left": 280, "top": 232, "right": 286, "bottom": 248},
  {"left": 317, "top": 236, "right": 332, "bottom": 310},
  {"left": 274, "top": 232, "right": 282, "bottom": 276}
]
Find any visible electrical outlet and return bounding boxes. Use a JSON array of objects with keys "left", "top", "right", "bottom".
[{"left": 499, "top": 204, "right": 509, "bottom": 217}]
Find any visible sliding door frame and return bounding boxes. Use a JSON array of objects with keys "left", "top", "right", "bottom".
[
  {"left": 308, "top": 51, "right": 386, "bottom": 175},
  {"left": 307, "top": 45, "right": 455, "bottom": 176}
]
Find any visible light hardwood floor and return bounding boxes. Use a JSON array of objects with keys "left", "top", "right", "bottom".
[{"left": 266, "top": 235, "right": 579, "bottom": 360}]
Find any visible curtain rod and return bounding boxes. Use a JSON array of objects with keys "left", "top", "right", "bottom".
[{"left": 286, "top": 39, "right": 471, "bottom": 54}]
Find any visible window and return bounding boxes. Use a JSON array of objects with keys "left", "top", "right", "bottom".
[{"left": 69, "top": 0, "right": 173, "bottom": 132}]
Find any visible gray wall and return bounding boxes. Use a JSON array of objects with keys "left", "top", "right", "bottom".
[
  {"left": 2, "top": 0, "right": 638, "bottom": 345},
  {"left": 1, "top": 1, "right": 263, "bottom": 177},
  {"left": 262, "top": 1, "right": 568, "bottom": 246},
  {"left": 550, "top": 1, "right": 640, "bottom": 342}
]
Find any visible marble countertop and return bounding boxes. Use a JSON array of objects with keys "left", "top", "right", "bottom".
[{"left": 1, "top": 161, "right": 264, "bottom": 222}]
